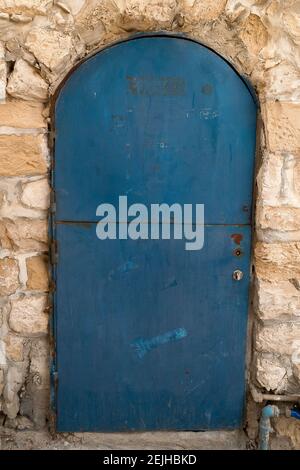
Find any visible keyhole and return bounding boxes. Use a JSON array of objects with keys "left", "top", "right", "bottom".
[{"left": 233, "top": 270, "right": 243, "bottom": 281}]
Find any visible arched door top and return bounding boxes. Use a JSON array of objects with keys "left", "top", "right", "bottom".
[
  {"left": 53, "top": 33, "right": 258, "bottom": 109},
  {"left": 54, "top": 34, "right": 257, "bottom": 224}
]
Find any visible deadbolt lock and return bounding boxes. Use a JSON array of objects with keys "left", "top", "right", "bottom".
[{"left": 233, "top": 270, "right": 243, "bottom": 281}]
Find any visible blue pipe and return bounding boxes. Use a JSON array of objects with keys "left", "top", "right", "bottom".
[
  {"left": 259, "top": 405, "right": 280, "bottom": 450},
  {"left": 259, "top": 405, "right": 300, "bottom": 450},
  {"left": 289, "top": 409, "right": 300, "bottom": 420}
]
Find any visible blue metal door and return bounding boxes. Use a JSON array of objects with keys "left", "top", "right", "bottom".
[{"left": 52, "top": 35, "right": 257, "bottom": 432}]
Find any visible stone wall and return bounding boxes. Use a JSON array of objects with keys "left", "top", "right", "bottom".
[{"left": 0, "top": 0, "right": 299, "bottom": 447}]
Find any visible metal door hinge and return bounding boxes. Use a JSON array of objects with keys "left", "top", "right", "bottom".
[{"left": 50, "top": 239, "right": 58, "bottom": 264}]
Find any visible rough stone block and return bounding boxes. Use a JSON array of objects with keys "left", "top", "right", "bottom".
[
  {"left": 7, "top": 59, "right": 49, "bottom": 102},
  {"left": 262, "top": 102, "right": 300, "bottom": 153},
  {"left": 181, "top": 0, "right": 227, "bottom": 23},
  {"left": 26, "top": 255, "right": 49, "bottom": 291},
  {"left": 0, "top": 257, "right": 19, "bottom": 295},
  {"left": 9, "top": 294, "right": 48, "bottom": 336},
  {"left": 239, "top": 14, "right": 268, "bottom": 56},
  {"left": 256, "top": 323, "right": 300, "bottom": 356},
  {"left": 0, "top": 100, "right": 46, "bottom": 128},
  {"left": 256, "top": 278, "right": 300, "bottom": 320},
  {"left": 25, "top": 27, "right": 74, "bottom": 74},
  {"left": 0, "top": 218, "right": 48, "bottom": 252},
  {"left": 266, "top": 62, "right": 300, "bottom": 101},
  {"left": 0, "top": 135, "right": 47, "bottom": 177},
  {"left": 2, "top": 364, "right": 25, "bottom": 419},
  {"left": 255, "top": 242, "right": 300, "bottom": 281},
  {"left": 256, "top": 153, "right": 283, "bottom": 206},
  {"left": 0, "top": 0, "right": 52, "bottom": 15},
  {"left": 256, "top": 354, "right": 287, "bottom": 392},
  {"left": 21, "top": 178, "right": 50, "bottom": 210},
  {"left": 4, "top": 334, "right": 24, "bottom": 362},
  {"left": 257, "top": 206, "right": 300, "bottom": 232}
]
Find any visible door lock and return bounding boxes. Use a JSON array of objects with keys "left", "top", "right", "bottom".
[{"left": 233, "top": 270, "right": 243, "bottom": 281}]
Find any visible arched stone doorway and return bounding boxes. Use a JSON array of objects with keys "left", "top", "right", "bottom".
[{"left": 52, "top": 34, "right": 257, "bottom": 432}]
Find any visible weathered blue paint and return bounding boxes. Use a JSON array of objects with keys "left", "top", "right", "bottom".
[
  {"left": 53, "top": 35, "right": 257, "bottom": 432},
  {"left": 131, "top": 327, "right": 188, "bottom": 359}
]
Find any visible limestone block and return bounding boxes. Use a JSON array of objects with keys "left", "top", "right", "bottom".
[
  {"left": 266, "top": 62, "right": 300, "bottom": 101},
  {"left": 25, "top": 27, "right": 74, "bottom": 74},
  {"left": 2, "top": 363, "right": 25, "bottom": 418},
  {"left": 0, "top": 99, "right": 46, "bottom": 128},
  {"left": 76, "top": 0, "right": 176, "bottom": 40},
  {"left": 239, "top": 14, "right": 268, "bottom": 55},
  {"left": 256, "top": 278, "right": 300, "bottom": 319},
  {"left": 63, "top": 0, "right": 85, "bottom": 15},
  {"left": 180, "top": 0, "right": 227, "bottom": 23},
  {"left": 7, "top": 59, "right": 49, "bottom": 102},
  {"left": 0, "top": 257, "right": 19, "bottom": 295},
  {"left": 0, "top": 135, "right": 47, "bottom": 177},
  {"left": 255, "top": 242, "right": 300, "bottom": 281},
  {"left": 0, "top": 218, "right": 48, "bottom": 251},
  {"left": 9, "top": 294, "right": 48, "bottom": 336},
  {"left": 4, "top": 333, "right": 24, "bottom": 361},
  {"left": 262, "top": 102, "right": 300, "bottom": 153},
  {"left": 283, "top": 5, "right": 300, "bottom": 46},
  {"left": 0, "top": 0, "right": 52, "bottom": 15},
  {"left": 225, "top": 0, "right": 250, "bottom": 22},
  {"left": 21, "top": 178, "right": 50, "bottom": 210},
  {"left": 256, "top": 354, "right": 287, "bottom": 391},
  {"left": 257, "top": 206, "right": 300, "bottom": 232},
  {"left": 116, "top": 0, "right": 177, "bottom": 28},
  {"left": 256, "top": 153, "right": 283, "bottom": 206},
  {"left": 26, "top": 255, "right": 49, "bottom": 291},
  {"left": 256, "top": 322, "right": 300, "bottom": 355}
]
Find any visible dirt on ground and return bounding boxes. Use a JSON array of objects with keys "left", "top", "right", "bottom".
[{"left": 0, "top": 428, "right": 248, "bottom": 450}]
